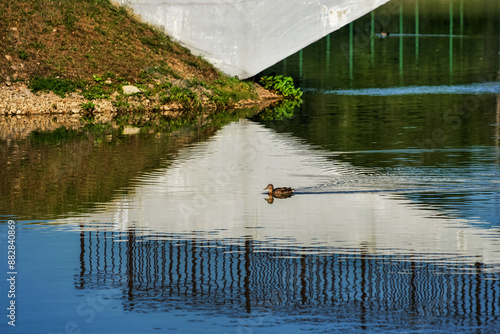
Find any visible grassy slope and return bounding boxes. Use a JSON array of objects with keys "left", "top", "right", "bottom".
[{"left": 0, "top": 0, "right": 264, "bottom": 111}]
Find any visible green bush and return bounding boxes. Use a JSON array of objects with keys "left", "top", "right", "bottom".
[
  {"left": 29, "top": 76, "right": 85, "bottom": 98},
  {"left": 260, "top": 75, "right": 302, "bottom": 100},
  {"left": 159, "top": 86, "right": 199, "bottom": 108},
  {"left": 82, "top": 85, "right": 109, "bottom": 100},
  {"left": 80, "top": 101, "right": 96, "bottom": 112}
]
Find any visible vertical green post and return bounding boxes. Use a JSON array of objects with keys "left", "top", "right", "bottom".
[
  {"left": 399, "top": 1, "right": 403, "bottom": 83},
  {"left": 326, "top": 34, "right": 331, "bottom": 68},
  {"left": 370, "top": 11, "right": 375, "bottom": 65},
  {"left": 299, "top": 49, "right": 303, "bottom": 82},
  {"left": 349, "top": 22, "right": 353, "bottom": 82},
  {"left": 449, "top": 0, "right": 454, "bottom": 82},
  {"left": 459, "top": 0, "right": 464, "bottom": 35},
  {"left": 459, "top": 0, "right": 464, "bottom": 54},
  {"left": 415, "top": 0, "right": 419, "bottom": 62}
]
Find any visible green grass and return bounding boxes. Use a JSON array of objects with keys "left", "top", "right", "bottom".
[
  {"left": 80, "top": 101, "right": 96, "bottom": 112},
  {"left": 29, "top": 76, "right": 85, "bottom": 98},
  {"left": 17, "top": 50, "right": 29, "bottom": 60},
  {"left": 207, "top": 77, "right": 257, "bottom": 108}
]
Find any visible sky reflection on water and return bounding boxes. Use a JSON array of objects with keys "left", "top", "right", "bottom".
[
  {"left": 2, "top": 117, "right": 498, "bottom": 333},
  {"left": 61, "top": 120, "right": 500, "bottom": 268}
]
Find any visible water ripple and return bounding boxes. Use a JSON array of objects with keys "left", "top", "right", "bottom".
[{"left": 305, "top": 82, "right": 500, "bottom": 96}]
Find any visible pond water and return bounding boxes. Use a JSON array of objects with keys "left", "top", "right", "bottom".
[{"left": 1, "top": 0, "right": 500, "bottom": 333}]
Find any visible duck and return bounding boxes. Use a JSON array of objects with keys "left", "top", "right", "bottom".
[
  {"left": 264, "top": 184, "right": 295, "bottom": 197},
  {"left": 379, "top": 29, "right": 390, "bottom": 38}
]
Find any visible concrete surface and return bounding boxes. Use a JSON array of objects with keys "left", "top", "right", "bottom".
[{"left": 116, "top": 0, "right": 390, "bottom": 79}]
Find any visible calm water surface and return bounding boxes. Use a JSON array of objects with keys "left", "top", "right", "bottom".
[{"left": 1, "top": 0, "right": 500, "bottom": 333}]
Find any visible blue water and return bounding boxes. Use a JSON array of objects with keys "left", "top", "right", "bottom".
[
  {"left": 2, "top": 0, "right": 500, "bottom": 333},
  {"left": 1, "top": 219, "right": 498, "bottom": 334}
]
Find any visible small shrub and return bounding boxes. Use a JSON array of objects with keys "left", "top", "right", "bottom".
[
  {"left": 160, "top": 86, "right": 199, "bottom": 107},
  {"left": 260, "top": 75, "right": 302, "bottom": 100},
  {"left": 80, "top": 101, "right": 96, "bottom": 112},
  {"left": 82, "top": 85, "right": 109, "bottom": 100},
  {"left": 29, "top": 77, "right": 85, "bottom": 98}
]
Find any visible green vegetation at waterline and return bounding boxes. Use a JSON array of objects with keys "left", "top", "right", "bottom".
[
  {"left": 26, "top": 70, "right": 262, "bottom": 114},
  {"left": 29, "top": 76, "right": 85, "bottom": 98},
  {"left": 27, "top": 100, "right": 264, "bottom": 147},
  {"left": 260, "top": 75, "right": 303, "bottom": 100},
  {"left": 253, "top": 99, "right": 302, "bottom": 121}
]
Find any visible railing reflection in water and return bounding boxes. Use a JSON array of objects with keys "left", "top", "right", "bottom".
[{"left": 76, "top": 227, "right": 500, "bottom": 326}]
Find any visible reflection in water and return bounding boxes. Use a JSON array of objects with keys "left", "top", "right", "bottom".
[
  {"left": 496, "top": 93, "right": 500, "bottom": 164},
  {"left": 77, "top": 230, "right": 500, "bottom": 330},
  {"left": 306, "top": 82, "right": 500, "bottom": 96},
  {"left": 2, "top": 1, "right": 500, "bottom": 333},
  {"left": 61, "top": 120, "right": 500, "bottom": 269},
  {"left": 264, "top": 193, "right": 294, "bottom": 204},
  {"left": 60, "top": 118, "right": 499, "bottom": 332}
]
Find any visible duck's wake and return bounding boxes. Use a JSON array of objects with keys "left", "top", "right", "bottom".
[{"left": 303, "top": 82, "right": 500, "bottom": 96}]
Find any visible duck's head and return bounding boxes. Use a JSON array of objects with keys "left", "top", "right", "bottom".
[
  {"left": 379, "top": 29, "right": 389, "bottom": 37},
  {"left": 264, "top": 184, "right": 274, "bottom": 191}
]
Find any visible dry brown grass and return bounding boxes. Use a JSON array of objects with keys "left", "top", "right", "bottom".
[{"left": 0, "top": 0, "right": 219, "bottom": 84}]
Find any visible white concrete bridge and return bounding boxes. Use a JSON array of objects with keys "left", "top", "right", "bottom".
[{"left": 116, "top": 0, "right": 390, "bottom": 78}]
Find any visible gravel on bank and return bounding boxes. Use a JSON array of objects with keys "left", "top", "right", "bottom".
[
  {"left": 0, "top": 81, "right": 280, "bottom": 116},
  {"left": 0, "top": 82, "right": 114, "bottom": 115}
]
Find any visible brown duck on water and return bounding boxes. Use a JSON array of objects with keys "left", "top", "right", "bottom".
[{"left": 263, "top": 184, "right": 295, "bottom": 197}]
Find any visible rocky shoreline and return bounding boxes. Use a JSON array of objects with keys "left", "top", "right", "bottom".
[
  {"left": 0, "top": 81, "right": 281, "bottom": 140},
  {"left": 0, "top": 81, "right": 280, "bottom": 116},
  {"left": 0, "top": 82, "right": 114, "bottom": 115}
]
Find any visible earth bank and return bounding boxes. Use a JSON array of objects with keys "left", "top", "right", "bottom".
[{"left": 0, "top": 0, "right": 281, "bottom": 118}]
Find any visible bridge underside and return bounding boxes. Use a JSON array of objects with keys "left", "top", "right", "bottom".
[{"left": 117, "top": 0, "right": 390, "bottom": 79}]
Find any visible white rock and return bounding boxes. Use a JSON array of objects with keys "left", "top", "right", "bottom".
[
  {"left": 20, "top": 87, "right": 32, "bottom": 96},
  {"left": 123, "top": 126, "right": 141, "bottom": 135},
  {"left": 122, "top": 85, "right": 141, "bottom": 95}
]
